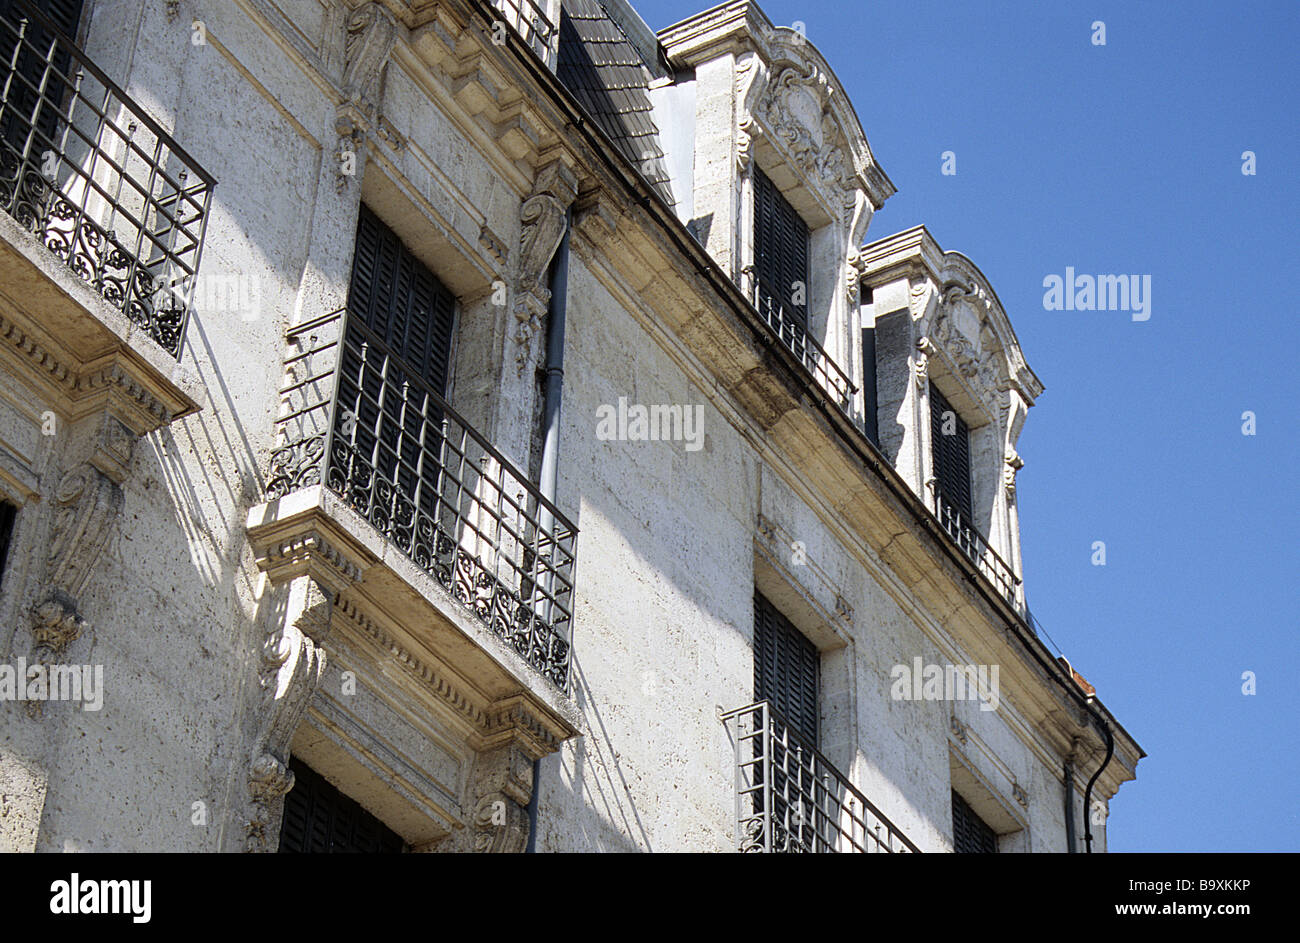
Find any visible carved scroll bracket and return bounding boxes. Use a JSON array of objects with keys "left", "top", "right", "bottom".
[
  {"left": 1004, "top": 445, "right": 1024, "bottom": 497},
  {"left": 333, "top": 2, "right": 402, "bottom": 192},
  {"left": 512, "top": 160, "right": 578, "bottom": 374},
  {"left": 245, "top": 575, "right": 337, "bottom": 852},
  {"left": 913, "top": 336, "right": 934, "bottom": 389},
  {"left": 24, "top": 456, "right": 127, "bottom": 718},
  {"left": 438, "top": 743, "right": 534, "bottom": 853}
]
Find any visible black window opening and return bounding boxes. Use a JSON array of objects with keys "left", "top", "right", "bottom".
[
  {"left": 333, "top": 204, "right": 457, "bottom": 526},
  {"left": 753, "top": 590, "right": 819, "bottom": 747},
  {"left": 0, "top": 500, "right": 17, "bottom": 589},
  {"left": 753, "top": 166, "right": 810, "bottom": 356},
  {"left": 0, "top": 0, "right": 86, "bottom": 160},
  {"left": 752, "top": 591, "right": 821, "bottom": 852},
  {"left": 951, "top": 790, "right": 997, "bottom": 854},
  {"left": 929, "top": 382, "right": 975, "bottom": 540},
  {"left": 861, "top": 322, "right": 879, "bottom": 448},
  {"left": 277, "top": 757, "right": 406, "bottom": 853}
]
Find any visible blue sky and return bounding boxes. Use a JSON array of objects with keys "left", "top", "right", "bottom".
[{"left": 635, "top": 0, "right": 1300, "bottom": 852}]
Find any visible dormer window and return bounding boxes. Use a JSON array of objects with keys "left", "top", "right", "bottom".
[{"left": 753, "top": 165, "right": 810, "bottom": 355}]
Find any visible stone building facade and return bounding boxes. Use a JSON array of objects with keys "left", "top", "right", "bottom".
[{"left": 0, "top": 0, "right": 1142, "bottom": 853}]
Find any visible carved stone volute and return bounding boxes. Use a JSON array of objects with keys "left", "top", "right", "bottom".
[
  {"left": 513, "top": 161, "right": 578, "bottom": 373},
  {"left": 438, "top": 743, "right": 534, "bottom": 853},
  {"left": 334, "top": 2, "right": 402, "bottom": 192},
  {"left": 245, "top": 576, "right": 337, "bottom": 852},
  {"left": 343, "top": 2, "right": 398, "bottom": 105}
]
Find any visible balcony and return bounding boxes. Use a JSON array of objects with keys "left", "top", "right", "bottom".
[
  {"left": 930, "top": 484, "right": 1021, "bottom": 609},
  {"left": 263, "top": 308, "right": 578, "bottom": 693},
  {"left": 0, "top": 0, "right": 213, "bottom": 361},
  {"left": 749, "top": 271, "right": 857, "bottom": 416},
  {"left": 722, "top": 701, "right": 920, "bottom": 853}
]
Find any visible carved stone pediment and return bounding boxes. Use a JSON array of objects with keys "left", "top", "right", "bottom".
[{"left": 736, "top": 28, "right": 894, "bottom": 216}]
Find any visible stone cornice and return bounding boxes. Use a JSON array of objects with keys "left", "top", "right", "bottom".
[
  {"left": 658, "top": 0, "right": 774, "bottom": 65},
  {"left": 246, "top": 497, "right": 374, "bottom": 595},
  {"left": 0, "top": 312, "right": 201, "bottom": 435},
  {"left": 332, "top": 591, "right": 575, "bottom": 757}
]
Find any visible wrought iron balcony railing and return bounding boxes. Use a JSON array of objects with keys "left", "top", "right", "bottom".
[
  {"left": 486, "top": 0, "right": 559, "bottom": 68},
  {"left": 722, "top": 700, "right": 920, "bottom": 853},
  {"left": 749, "top": 272, "right": 858, "bottom": 415},
  {"left": 0, "top": 0, "right": 214, "bottom": 359},
  {"left": 931, "top": 484, "right": 1020, "bottom": 607},
  {"left": 267, "top": 308, "right": 578, "bottom": 691}
]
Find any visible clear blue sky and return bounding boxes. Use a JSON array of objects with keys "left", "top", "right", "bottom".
[{"left": 634, "top": 0, "right": 1300, "bottom": 852}]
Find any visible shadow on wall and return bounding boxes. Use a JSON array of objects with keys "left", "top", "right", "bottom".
[{"left": 548, "top": 655, "right": 656, "bottom": 852}]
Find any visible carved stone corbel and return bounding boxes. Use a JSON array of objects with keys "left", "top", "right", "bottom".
[
  {"left": 846, "top": 250, "right": 863, "bottom": 305},
  {"left": 441, "top": 743, "right": 534, "bottom": 853},
  {"left": 736, "top": 116, "right": 760, "bottom": 174},
  {"left": 343, "top": 2, "right": 398, "bottom": 104},
  {"left": 913, "top": 336, "right": 934, "bottom": 389},
  {"left": 245, "top": 576, "right": 336, "bottom": 852},
  {"left": 734, "top": 52, "right": 768, "bottom": 174},
  {"left": 25, "top": 462, "right": 124, "bottom": 717},
  {"left": 1003, "top": 445, "right": 1024, "bottom": 497},
  {"left": 333, "top": 2, "right": 400, "bottom": 192},
  {"left": 513, "top": 161, "right": 577, "bottom": 374}
]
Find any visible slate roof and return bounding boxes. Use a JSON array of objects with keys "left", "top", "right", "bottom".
[{"left": 557, "top": 0, "right": 676, "bottom": 207}]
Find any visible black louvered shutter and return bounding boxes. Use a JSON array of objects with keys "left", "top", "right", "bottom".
[
  {"left": 929, "top": 383, "right": 973, "bottom": 526},
  {"left": 753, "top": 591, "right": 819, "bottom": 747},
  {"left": 335, "top": 206, "right": 456, "bottom": 521},
  {"left": 0, "top": 0, "right": 82, "bottom": 34},
  {"left": 346, "top": 205, "right": 455, "bottom": 395},
  {"left": 0, "top": 0, "right": 85, "bottom": 156},
  {"left": 952, "top": 790, "right": 997, "bottom": 854},
  {"left": 861, "top": 323, "right": 879, "bottom": 447},
  {"left": 278, "top": 757, "right": 406, "bottom": 853},
  {"left": 0, "top": 500, "right": 16, "bottom": 589},
  {"left": 753, "top": 167, "right": 809, "bottom": 344}
]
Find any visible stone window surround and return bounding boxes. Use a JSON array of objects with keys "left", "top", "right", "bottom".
[
  {"left": 858, "top": 228, "right": 1043, "bottom": 591},
  {"left": 948, "top": 743, "right": 1030, "bottom": 853},
  {"left": 753, "top": 513, "right": 857, "bottom": 778}
]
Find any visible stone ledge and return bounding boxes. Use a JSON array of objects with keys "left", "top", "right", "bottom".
[
  {"left": 246, "top": 486, "right": 583, "bottom": 757},
  {"left": 0, "top": 212, "right": 206, "bottom": 433}
]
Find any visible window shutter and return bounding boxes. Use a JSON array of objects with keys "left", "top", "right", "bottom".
[
  {"left": 0, "top": 0, "right": 86, "bottom": 154},
  {"left": 929, "top": 383, "right": 973, "bottom": 526},
  {"left": 753, "top": 591, "right": 820, "bottom": 747},
  {"left": 337, "top": 206, "right": 456, "bottom": 521},
  {"left": 753, "top": 167, "right": 809, "bottom": 336},
  {"left": 0, "top": 501, "right": 16, "bottom": 589},
  {"left": 278, "top": 757, "right": 406, "bottom": 853},
  {"left": 951, "top": 790, "right": 997, "bottom": 853},
  {"left": 346, "top": 205, "right": 456, "bottom": 397},
  {"left": 0, "top": 0, "right": 83, "bottom": 35},
  {"left": 861, "top": 324, "right": 879, "bottom": 447}
]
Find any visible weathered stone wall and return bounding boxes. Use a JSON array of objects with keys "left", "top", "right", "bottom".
[{"left": 0, "top": 0, "right": 1126, "bottom": 854}]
